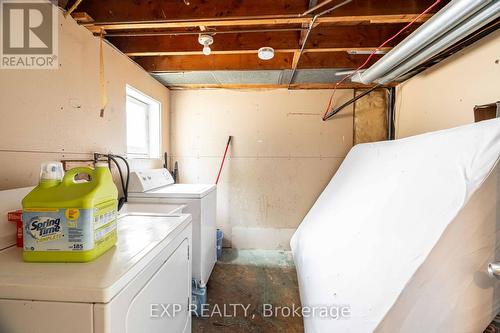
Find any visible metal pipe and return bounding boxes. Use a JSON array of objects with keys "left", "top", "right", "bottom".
[
  {"left": 391, "top": 20, "right": 499, "bottom": 83},
  {"left": 352, "top": 0, "right": 493, "bottom": 84},
  {"left": 335, "top": 69, "right": 366, "bottom": 76},
  {"left": 488, "top": 262, "right": 500, "bottom": 279},
  {"left": 91, "top": 13, "right": 306, "bottom": 26},
  {"left": 377, "top": 1, "right": 500, "bottom": 84},
  {"left": 287, "top": 16, "right": 318, "bottom": 87},
  {"left": 300, "top": 0, "right": 335, "bottom": 16},
  {"left": 315, "top": 0, "right": 352, "bottom": 17},
  {"left": 288, "top": 0, "right": 353, "bottom": 87},
  {"left": 323, "top": 84, "right": 382, "bottom": 121},
  {"left": 64, "top": 0, "right": 83, "bottom": 18},
  {"left": 387, "top": 87, "right": 396, "bottom": 140},
  {"left": 106, "top": 27, "right": 308, "bottom": 37}
]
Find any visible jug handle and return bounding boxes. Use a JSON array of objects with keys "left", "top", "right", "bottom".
[{"left": 62, "top": 167, "right": 95, "bottom": 185}]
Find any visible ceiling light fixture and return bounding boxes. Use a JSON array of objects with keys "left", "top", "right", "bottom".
[
  {"left": 258, "top": 47, "right": 274, "bottom": 60},
  {"left": 198, "top": 34, "right": 214, "bottom": 56}
]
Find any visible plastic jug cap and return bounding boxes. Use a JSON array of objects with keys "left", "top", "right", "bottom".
[{"left": 40, "top": 162, "right": 64, "bottom": 182}]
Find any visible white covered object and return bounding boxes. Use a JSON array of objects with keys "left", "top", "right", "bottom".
[{"left": 291, "top": 119, "right": 500, "bottom": 333}]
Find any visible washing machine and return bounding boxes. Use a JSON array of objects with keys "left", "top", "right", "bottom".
[
  {"left": 128, "top": 168, "right": 217, "bottom": 287},
  {"left": 0, "top": 213, "right": 193, "bottom": 333}
]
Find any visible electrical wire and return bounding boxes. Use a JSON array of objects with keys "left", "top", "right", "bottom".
[
  {"left": 111, "top": 154, "right": 130, "bottom": 203},
  {"left": 107, "top": 155, "right": 126, "bottom": 209},
  {"left": 322, "top": 0, "right": 443, "bottom": 121},
  {"left": 100, "top": 153, "right": 130, "bottom": 211}
]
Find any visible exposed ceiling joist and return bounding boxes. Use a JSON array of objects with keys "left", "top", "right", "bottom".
[
  {"left": 71, "top": 12, "right": 94, "bottom": 23},
  {"left": 74, "top": 0, "right": 445, "bottom": 22},
  {"left": 133, "top": 51, "right": 382, "bottom": 72},
  {"left": 68, "top": 0, "right": 449, "bottom": 88},
  {"left": 166, "top": 83, "right": 396, "bottom": 90},
  {"left": 84, "top": 14, "right": 433, "bottom": 31},
  {"left": 109, "top": 24, "right": 414, "bottom": 54},
  {"left": 125, "top": 47, "right": 392, "bottom": 57}
]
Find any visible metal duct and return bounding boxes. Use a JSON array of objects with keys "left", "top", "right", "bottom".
[
  {"left": 377, "top": 1, "right": 500, "bottom": 84},
  {"left": 351, "top": 0, "right": 493, "bottom": 84}
]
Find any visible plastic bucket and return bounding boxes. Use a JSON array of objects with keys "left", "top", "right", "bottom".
[
  {"left": 191, "top": 279, "right": 207, "bottom": 317},
  {"left": 216, "top": 229, "right": 223, "bottom": 259}
]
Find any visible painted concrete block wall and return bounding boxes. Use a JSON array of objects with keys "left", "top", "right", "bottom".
[
  {"left": 170, "top": 89, "right": 354, "bottom": 249},
  {"left": 0, "top": 10, "right": 169, "bottom": 190},
  {"left": 395, "top": 30, "right": 500, "bottom": 138}
]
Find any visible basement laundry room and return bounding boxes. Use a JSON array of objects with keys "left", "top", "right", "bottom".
[{"left": 0, "top": 0, "right": 499, "bottom": 332}]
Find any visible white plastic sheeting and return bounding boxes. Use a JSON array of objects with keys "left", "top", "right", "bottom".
[{"left": 291, "top": 118, "right": 500, "bottom": 332}]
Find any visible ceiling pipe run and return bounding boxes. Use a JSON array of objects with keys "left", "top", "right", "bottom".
[
  {"left": 376, "top": 1, "right": 500, "bottom": 84},
  {"left": 105, "top": 27, "right": 309, "bottom": 37},
  {"left": 287, "top": 0, "right": 353, "bottom": 87},
  {"left": 300, "top": 0, "right": 336, "bottom": 16},
  {"left": 351, "top": 0, "right": 494, "bottom": 84}
]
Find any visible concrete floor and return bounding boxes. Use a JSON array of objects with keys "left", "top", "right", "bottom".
[
  {"left": 193, "top": 249, "right": 303, "bottom": 333},
  {"left": 194, "top": 249, "right": 499, "bottom": 333}
]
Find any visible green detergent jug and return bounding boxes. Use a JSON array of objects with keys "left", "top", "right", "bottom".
[{"left": 22, "top": 162, "right": 118, "bottom": 262}]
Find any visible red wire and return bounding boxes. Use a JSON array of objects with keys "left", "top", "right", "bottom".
[
  {"left": 322, "top": 0, "right": 443, "bottom": 120},
  {"left": 215, "top": 139, "right": 231, "bottom": 185}
]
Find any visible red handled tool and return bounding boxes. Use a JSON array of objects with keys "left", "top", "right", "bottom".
[{"left": 215, "top": 136, "right": 232, "bottom": 185}]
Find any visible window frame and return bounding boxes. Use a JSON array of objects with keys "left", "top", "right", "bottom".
[{"left": 125, "top": 85, "right": 161, "bottom": 159}]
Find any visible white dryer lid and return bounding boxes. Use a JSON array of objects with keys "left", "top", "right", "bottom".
[
  {"left": 0, "top": 214, "right": 191, "bottom": 303},
  {"left": 119, "top": 202, "right": 185, "bottom": 215},
  {"left": 129, "top": 183, "right": 216, "bottom": 199}
]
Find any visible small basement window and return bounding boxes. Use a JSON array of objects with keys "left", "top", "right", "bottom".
[{"left": 125, "top": 85, "right": 161, "bottom": 159}]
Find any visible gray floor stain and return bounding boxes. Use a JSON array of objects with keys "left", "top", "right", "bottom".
[{"left": 193, "top": 249, "right": 303, "bottom": 333}]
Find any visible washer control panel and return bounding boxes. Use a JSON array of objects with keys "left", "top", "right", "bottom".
[{"left": 129, "top": 168, "right": 174, "bottom": 193}]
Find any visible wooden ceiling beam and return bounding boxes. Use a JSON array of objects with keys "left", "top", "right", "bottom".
[
  {"left": 133, "top": 52, "right": 382, "bottom": 72},
  {"left": 167, "top": 83, "right": 394, "bottom": 90},
  {"left": 125, "top": 47, "right": 392, "bottom": 57},
  {"left": 134, "top": 53, "right": 294, "bottom": 72},
  {"left": 71, "top": 12, "right": 94, "bottom": 23},
  {"left": 85, "top": 13, "right": 433, "bottom": 31},
  {"left": 109, "top": 24, "right": 415, "bottom": 54},
  {"left": 76, "top": 0, "right": 446, "bottom": 22}
]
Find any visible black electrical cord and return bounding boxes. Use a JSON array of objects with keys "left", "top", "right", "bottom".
[
  {"left": 107, "top": 155, "right": 126, "bottom": 210},
  {"left": 104, "top": 154, "right": 130, "bottom": 211},
  {"left": 111, "top": 154, "right": 130, "bottom": 203}
]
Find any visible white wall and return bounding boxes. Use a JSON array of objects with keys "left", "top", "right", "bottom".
[
  {"left": 170, "top": 89, "right": 354, "bottom": 249},
  {"left": 0, "top": 10, "right": 170, "bottom": 190},
  {"left": 395, "top": 30, "right": 500, "bottom": 137}
]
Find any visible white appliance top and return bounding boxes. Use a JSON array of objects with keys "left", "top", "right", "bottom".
[
  {"left": 119, "top": 202, "right": 185, "bottom": 216},
  {"left": 128, "top": 168, "right": 216, "bottom": 198},
  {"left": 129, "top": 168, "right": 174, "bottom": 192},
  {"left": 129, "top": 183, "right": 216, "bottom": 199},
  {"left": 0, "top": 214, "right": 191, "bottom": 303}
]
